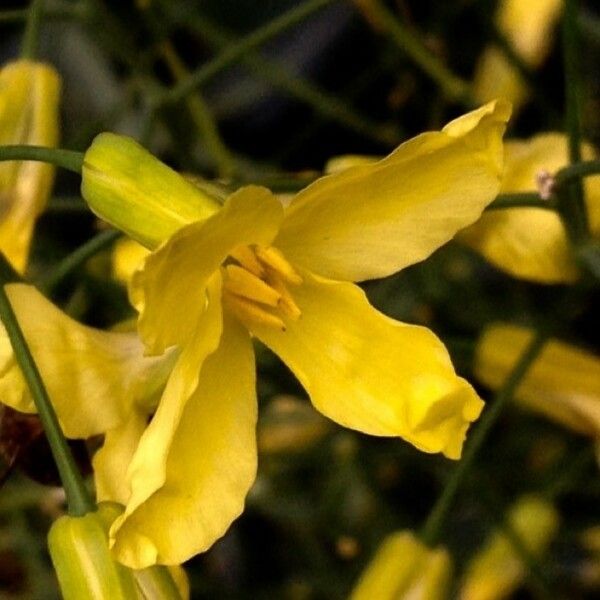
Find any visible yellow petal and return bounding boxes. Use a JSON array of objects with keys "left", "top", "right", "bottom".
[
  {"left": 0, "top": 283, "right": 170, "bottom": 438},
  {"left": 81, "top": 133, "right": 221, "bottom": 249},
  {"left": 460, "top": 133, "right": 600, "bottom": 283},
  {"left": 123, "top": 273, "right": 223, "bottom": 525},
  {"left": 112, "top": 238, "right": 150, "bottom": 284},
  {"left": 351, "top": 530, "right": 452, "bottom": 600},
  {"left": 245, "top": 268, "right": 483, "bottom": 459},
  {"left": 473, "top": 0, "right": 562, "bottom": 110},
  {"left": 130, "top": 185, "right": 283, "bottom": 354},
  {"left": 110, "top": 315, "right": 256, "bottom": 567},
  {"left": 93, "top": 412, "right": 148, "bottom": 505},
  {"left": 475, "top": 323, "right": 600, "bottom": 437},
  {"left": 459, "top": 495, "right": 559, "bottom": 600},
  {"left": 275, "top": 100, "right": 510, "bottom": 282},
  {"left": 0, "top": 60, "right": 60, "bottom": 272}
]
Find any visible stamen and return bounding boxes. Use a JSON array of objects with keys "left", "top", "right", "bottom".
[
  {"left": 223, "top": 264, "right": 281, "bottom": 307},
  {"left": 267, "top": 274, "right": 302, "bottom": 320},
  {"left": 229, "top": 245, "right": 265, "bottom": 277},
  {"left": 224, "top": 293, "right": 286, "bottom": 331},
  {"left": 255, "top": 246, "right": 303, "bottom": 285}
]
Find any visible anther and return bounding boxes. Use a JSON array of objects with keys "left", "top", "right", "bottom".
[
  {"left": 223, "top": 264, "right": 281, "bottom": 307},
  {"left": 255, "top": 246, "right": 303, "bottom": 285},
  {"left": 229, "top": 245, "right": 265, "bottom": 277},
  {"left": 223, "top": 293, "right": 286, "bottom": 331}
]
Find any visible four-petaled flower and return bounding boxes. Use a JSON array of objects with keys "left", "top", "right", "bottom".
[{"left": 79, "top": 99, "right": 511, "bottom": 567}]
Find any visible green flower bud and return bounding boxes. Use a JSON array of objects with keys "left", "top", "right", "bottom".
[
  {"left": 81, "top": 133, "right": 221, "bottom": 250},
  {"left": 48, "top": 503, "right": 139, "bottom": 600}
]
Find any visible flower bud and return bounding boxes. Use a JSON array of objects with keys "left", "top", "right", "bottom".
[
  {"left": 351, "top": 530, "right": 452, "bottom": 599},
  {"left": 459, "top": 495, "right": 559, "bottom": 600},
  {"left": 81, "top": 133, "right": 222, "bottom": 249},
  {"left": 0, "top": 59, "right": 60, "bottom": 272},
  {"left": 48, "top": 503, "right": 139, "bottom": 600}
]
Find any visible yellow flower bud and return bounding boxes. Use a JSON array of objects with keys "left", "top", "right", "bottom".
[
  {"left": 0, "top": 59, "right": 60, "bottom": 272},
  {"left": 48, "top": 503, "right": 139, "bottom": 600},
  {"left": 351, "top": 530, "right": 452, "bottom": 600},
  {"left": 459, "top": 495, "right": 559, "bottom": 600},
  {"left": 81, "top": 133, "right": 222, "bottom": 249}
]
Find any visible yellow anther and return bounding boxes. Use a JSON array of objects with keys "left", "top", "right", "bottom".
[
  {"left": 223, "top": 264, "right": 281, "bottom": 307},
  {"left": 267, "top": 274, "right": 302, "bottom": 320},
  {"left": 229, "top": 245, "right": 265, "bottom": 277},
  {"left": 223, "top": 293, "right": 286, "bottom": 331},
  {"left": 255, "top": 246, "right": 303, "bottom": 285}
]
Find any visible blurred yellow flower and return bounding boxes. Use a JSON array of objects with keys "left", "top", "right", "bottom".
[
  {"left": 473, "top": 0, "right": 562, "bottom": 112},
  {"left": 0, "top": 59, "right": 60, "bottom": 272},
  {"left": 81, "top": 100, "right": 510, "bottom": 567},
  {"left": 460, "top": 133, "right": 600, "bottom": 283},
  {"left": 474, "top": 323, "right": 600, "bottom": 437},
  {"left": 459, "top": 495, "right": 559, "bottom": 600},
  {"left": 351, "top": 530, "right": 451, "bottom": 600}
]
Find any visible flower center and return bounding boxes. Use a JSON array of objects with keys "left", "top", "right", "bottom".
[{"left": 222, "top": 245, "right": 302, "bottom": 331}]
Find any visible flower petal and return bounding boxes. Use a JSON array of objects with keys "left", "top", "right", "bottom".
[
  {"left": 110, "top": 315, "right": 256, "bottom": 567},
  {"left": 246, "top": 270, "right": 483, "bottom": 459},
  {"left": 0, "top": 60, "right": 60, "bottom": 272},
  {"left": 475, "top": 323, "right": 600, "bottom": 436},
  {"left": 460, "top": 133, "right": 600, "bottom": 283},
  {"left": 130, "top": 185, "right": 284, "bottom": 354},
  {"left": 93, "top": 412, "right": 147, "bottom": 505},
  {"left": 274, "top": 100, "right": 510, "bottom": 283},
  {"left": 0, "top": 283, "right": 170, "bottom": 438},
  {"left": 123, "top": 274, "right": 223, "bottom": 524}
]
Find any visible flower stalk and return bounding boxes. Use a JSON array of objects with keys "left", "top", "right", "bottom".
[
  {"left": 420, "top": 329, "right": 549, "bottom": 547},
  {"left": 0, "top": 144, "right": 83, "bottom": 173},
  {"left": 21, "top": 0, "right": 44, "bottom": 60},
  {"left": 0, "top": 253, "right": 94, "bottom": 516}
]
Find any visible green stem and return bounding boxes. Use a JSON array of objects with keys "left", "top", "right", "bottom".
[
  {"left": 487, "top": 192, "right": 556, "bottom": 211},
  {"left": 0, "top": 255, "right": 94, "bottom": 516},
  {"left": 556, "top": 158, "right": 600, "bottom": 185},
  {"left": 356, "top": 0, "right": 473, "bottom": 104},
  {"left": 21, "top": 0, "right": 44, "bottom": 60},
  {"left": 0, "top": 145, "right": 83, "bottom": 173},
  {"left": 560, "top": 0, "right": 589, "bottom": 243},
  {"left": 420, "top": 330, "right": 549, "bottom": 547},
  {"left": 37, "top": 229, "right": 121, "bottom": 294},
  {"left": 0, "top": 2, "right": 83, "bottom": 23},
  {"left": 156, "top": 0, "right": 338, "bottom": 107}
]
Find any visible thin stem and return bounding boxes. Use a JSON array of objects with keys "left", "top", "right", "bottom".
[
  {"left": 560, "top": 0, "right": 589, "bottom": 243},
  {"left": 420, "top": 330, "right": 549, "bottom": 547},
  {"left": 156, "top": 0, "right": 338, "bottom": 107},
  {"left": 190, "top": 13, "right": 400, "bottom": 146},
  {"left": 37, "top": 229, "right": 121, "bottom": 294},
  {"left": 487, "top": 192, "right": 556, "bottom": 211},
  {"left": 0, "top": 2, "right": 83, "bottom": 24},
  {"left": 355, "top": 0, "right": 473, "bottom": 104},
  {"left": 161, "top": 41, "right": 236, "bottom": 178},
  {"left": 0, "top": 255, "right": 94, "bottom": 516},
  {"left": 0, "top": 145, "right": 83, "bottom": 174},
  {"left": 555, "top": 159, "right": 600, "bottom": 185},
  {"left": 21, "top": 0, "right": 44, "bottom": 60}
]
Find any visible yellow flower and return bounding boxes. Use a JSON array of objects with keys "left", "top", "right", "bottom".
[
  {"left": 460, "top": 133, "right": 600, "bottom": 283},
  {"left": 81, "top": 100, "right": 511, "bottom": 567},
  {"left": 112, "top": 237, "right": 151, "bottom": 285},
  {"left": 474, "top": 323, "right": 600, "bottom": 437},
  {"left": 473, "top": 0, "right": 562, "bottom": 112},
  {"left": 350, "top": 530, "right": 452, "bottom": 600},
  {"left": 0, "top": 59, "right": 61, "bottom": 272},
  {"left": 459, "top": 495, "right": 559, "bottom": 600}
]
